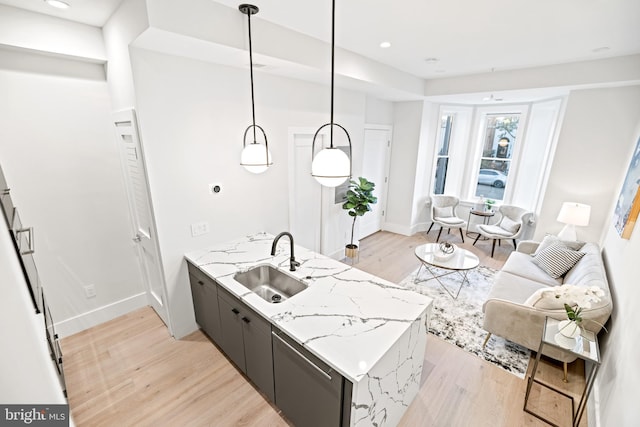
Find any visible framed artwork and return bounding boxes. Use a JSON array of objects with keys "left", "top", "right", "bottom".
[{"left": 613, "top": 136, "right": 640, "bottom": 239}]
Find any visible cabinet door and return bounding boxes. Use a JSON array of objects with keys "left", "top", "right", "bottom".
[
  {"left": 187, "top": 264, "right": 222, "bottom": 344},
  {"left": 241, "top": 307, "right": 274, "bottom": 402},
  {"left": 272, "top": 329, "right": 344, "bottom": 427},
  {"left": 217, "top": 291, "right": 246, "bottom": 373}
]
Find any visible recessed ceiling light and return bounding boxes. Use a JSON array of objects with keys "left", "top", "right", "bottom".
[
  {"left": 379, "top": 41, "right": 391, "bottom": 49},
  {"left": 45, "top": 0, "right": 70, "bottom": 9}
]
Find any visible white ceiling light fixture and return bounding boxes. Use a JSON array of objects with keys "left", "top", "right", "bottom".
[
  {"left": 44, "top": 0, "right": 70, "bottom": 9},
  {"left": 482, "top": 94, "right": 503, "bottom": 102},
  {"left": 239, "top": 4, "right": 273, "bottom": 174},
  {"left": 379, "top": 41, "right": 391, "bottom": 48},
  {"left": 311, "top": 0, "right": 352, "bottom": 188}
]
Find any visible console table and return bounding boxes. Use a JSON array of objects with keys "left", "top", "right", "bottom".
[{"left": 524, "top": 317, "right": 601, "bottom": 427}]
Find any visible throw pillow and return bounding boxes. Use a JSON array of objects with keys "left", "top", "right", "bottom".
[
  {"left": 534, "top": 234, "right": 585, "bottom": 256},
  {"left": 523, "top": 288, "right": 567, "bottom": 309},
  {"left": 433, "top": 206, "right": 453, "bottom": 218},
  {"left": 532, "top": 243, "right": 586, "bottom": 279},
  {"left": 499, "top": 216, "right": 521, "bottom": 234}
]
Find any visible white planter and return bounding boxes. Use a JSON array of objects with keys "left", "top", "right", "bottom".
[{"left": 558, "top": 319, "right": 581, "bottom": 338}]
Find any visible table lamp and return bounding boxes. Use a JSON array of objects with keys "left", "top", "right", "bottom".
[{"left": 557, "top": 202, "right": 591, "bottom": 241}]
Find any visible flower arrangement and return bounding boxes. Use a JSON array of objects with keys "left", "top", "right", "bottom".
[
  {"left": 550, "top": 284, "right": 605, "bottom": 338},
  {"left": 551, "top": 284, "right": 605, "bottom": 323}
]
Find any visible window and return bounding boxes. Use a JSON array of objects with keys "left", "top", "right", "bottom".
[
  {"left": 433, "top": 115, "right": 453, "bottom": 194},
  {"left": 474, "top": 114, "right": 520, "bottom": 201}
]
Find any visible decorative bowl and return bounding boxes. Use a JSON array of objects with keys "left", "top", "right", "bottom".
[{"left": 433, "top": 243, "right": 456, "bottom": 261}]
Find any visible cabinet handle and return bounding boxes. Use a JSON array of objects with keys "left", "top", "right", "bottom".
[
  {"left": 198, "top": 280, "right": 204, "bottom": 286},
  {"left": 242, "top": 317, "right": 250, "bottom": 323},
  {"left": 272, "top": 331, "right": 332, "bottom": 381},
  {"left": 231, "top": 308, "right": 240, "bottom": 315}
]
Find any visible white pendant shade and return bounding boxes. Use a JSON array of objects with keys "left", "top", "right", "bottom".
[
  {"left": 311, "top": 147, "right": 350, "bottom": 187},
  {"left": 241, "top": 142, "right": 272, "bottom": 174}
]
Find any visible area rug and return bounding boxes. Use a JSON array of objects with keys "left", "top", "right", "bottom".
[{"left": 399, "top": 265, "right": 530, "bottom": 378}]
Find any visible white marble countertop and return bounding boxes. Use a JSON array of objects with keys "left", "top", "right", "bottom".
[{"left": 184, "top": 232, "right": 432, "bottom": 384}]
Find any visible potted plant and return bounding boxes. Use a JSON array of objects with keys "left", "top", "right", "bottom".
[{"left": 342, "top": 177, "right": 377, "bottom": 258}]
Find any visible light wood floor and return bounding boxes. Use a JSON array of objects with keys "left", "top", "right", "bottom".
[{"left": 61, "top": 230, "right": 587, "bottom": 426}]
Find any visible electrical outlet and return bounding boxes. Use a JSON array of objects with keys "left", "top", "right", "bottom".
[
  {"left": 84, "top": 284, "right": 96, "bottom": 299},
  {"left": 191, "top": 221, "right": 210, "bottom": 237}
]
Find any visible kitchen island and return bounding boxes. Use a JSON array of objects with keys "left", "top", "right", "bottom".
[{"left": 185, "top": 232, "right": 432, "bottom": 427}]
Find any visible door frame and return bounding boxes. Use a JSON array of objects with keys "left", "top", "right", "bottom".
[
  {"left": 362, "top": 124, "right": 392, "bottom": 237},
  {"left": 112, "top": 108, "right": 172, "bottom": 334},
  {"left": 287, "top": 127, "right": 323, "bottom": 253}
]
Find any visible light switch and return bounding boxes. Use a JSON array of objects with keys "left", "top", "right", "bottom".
[{"left": 191, "top": 221, "right": 210, "bottom": 237}]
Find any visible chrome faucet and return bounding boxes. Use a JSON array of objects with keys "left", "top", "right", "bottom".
[{"left": 271, "top": 232, "right": 300, "bottom": 271}]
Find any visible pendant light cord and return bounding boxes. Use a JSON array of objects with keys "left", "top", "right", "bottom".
[
  {"left": 248, "top": 9, "right": 257, "bottom": 144},
  {"left": 329, "top": 0, "right": 335, "bottom": 148}
]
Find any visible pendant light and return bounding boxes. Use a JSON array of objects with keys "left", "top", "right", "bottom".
[
  {"left": 239, "top": 4, "right": 272, "bottom": 174},
  {"left": 311, "top": 0, "right": 352, "bottom": 187}
]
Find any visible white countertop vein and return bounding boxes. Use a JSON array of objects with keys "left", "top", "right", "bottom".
[{"left": 184, "top": 232, "right": 432, "bottom": 384}]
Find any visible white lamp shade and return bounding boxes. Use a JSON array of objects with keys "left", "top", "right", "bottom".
[
  {"left": 240, "top": 143, "right": 272, "bottom": 174},
  {"left": 311, "top": 148, "right": 350, "bottom": 187},
  {"left": 557, "top": 202, "right": 591, "bottom": 226}
]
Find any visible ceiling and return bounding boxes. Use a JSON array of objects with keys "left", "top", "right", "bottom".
[{"left": 3, "top": 0, "right": 639, "bottom": 82}]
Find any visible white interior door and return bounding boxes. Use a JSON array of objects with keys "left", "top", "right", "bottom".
[
  {"left": 289, "top": 129, "right": 321, "bottom": 252},
  {"left": 113, "top": 109, "right": 170, "bottom": 329},
  {"left": 358, "top": 127, "right": 391, "bottom": 239}
]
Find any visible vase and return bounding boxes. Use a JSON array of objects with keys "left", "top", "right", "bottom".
[{"left": 558, "top": 319, "right": 581, "bottom": 338}]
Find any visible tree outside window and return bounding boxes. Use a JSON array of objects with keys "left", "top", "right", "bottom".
[{"left": 474, "top": 114, "right": 520, "bottom": 200}]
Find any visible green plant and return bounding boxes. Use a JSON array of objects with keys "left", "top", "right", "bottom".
[
  {"left": 563, "top": 303, "right": 583, "bottom": 323},
  {"left": 342, "top": 177, "right": 378, "bottom": 247}
]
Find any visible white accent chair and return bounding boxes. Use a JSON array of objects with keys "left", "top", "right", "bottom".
[
  {"left": 427, "top": 195, "right": 467, "bottom": 243},
  {"left": 472, "top": 205, "right": 532, "bottom": 257}
]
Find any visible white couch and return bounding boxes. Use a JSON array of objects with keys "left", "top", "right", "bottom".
[{"left": 482, "top": 238, "right": 612, "bottom": 364}]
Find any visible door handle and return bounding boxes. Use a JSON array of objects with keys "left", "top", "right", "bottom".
[
  {"left": 16, "top": 227, "right": 35, "bottom": 255},
  {"left": 132, "top": 234, "right": 142, "bottom": 243}
]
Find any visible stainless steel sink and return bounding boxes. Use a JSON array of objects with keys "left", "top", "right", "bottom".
[{"left": 234, "top": 265, "right": 308, "bottom": 303}]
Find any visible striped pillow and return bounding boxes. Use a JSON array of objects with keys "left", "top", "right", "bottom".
[{"left": 532, "top": 242, "right": 585, "bottom": 279}]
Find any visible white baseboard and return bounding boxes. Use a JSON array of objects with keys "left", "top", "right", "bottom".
[
  {"left": 54, "top": 292, "right": 148, "bottom": 338},
  {"left": 382, "top": 221, "right": 431, "bottom": 237},
  {"left": 382, "top": 222, "right": 413, "bottom": 236}
]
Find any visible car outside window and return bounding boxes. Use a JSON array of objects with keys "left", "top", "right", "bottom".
[{"left": 474, "top": 114, "right": 520, "bottom": 200}]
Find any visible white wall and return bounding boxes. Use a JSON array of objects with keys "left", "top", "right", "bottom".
[
  {"left": 129, "top": 48, "right": 366, "bottom": 338},
  {"left": 0, "top": 66, "right": 144, "bottom": 337},
  {"left": 365, "top": 95, "right": 394, "bottom": 125},
  {"left": 102, "top": 0, "right": 149, "bottom": 111},
  {"left": 535, "top": 85, "right": 640, "bottom": 243},
  {"left": 0, "top": 4, "right": 105, "bottom": 62},
  {"left": 599, "top": 176, "right": 640, "bottom": 425},
  {"left": 384, "top": 101, "right": 424, "bottom": 235}
]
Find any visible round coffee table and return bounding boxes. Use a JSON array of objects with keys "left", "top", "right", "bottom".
[{"left": 414, "top": 243, "right": 480, "bottom": 299}]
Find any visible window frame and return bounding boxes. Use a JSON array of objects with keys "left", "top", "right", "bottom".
[{"left": 467, "top": 105, "right": 529, "bottom": 204}]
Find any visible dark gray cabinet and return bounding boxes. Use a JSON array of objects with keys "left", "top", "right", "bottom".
[
  {"left": 272, "top": 328, "right": 352, "bottom": 427},
  {"left": 187, "top": 262, "right": 352, "bottom": 424},
  {"left": 187, "top": 262, "right": 222, "bottom": 344},
  {"left": 218, "top": 287, "right": 275, "bottom": 402}
]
